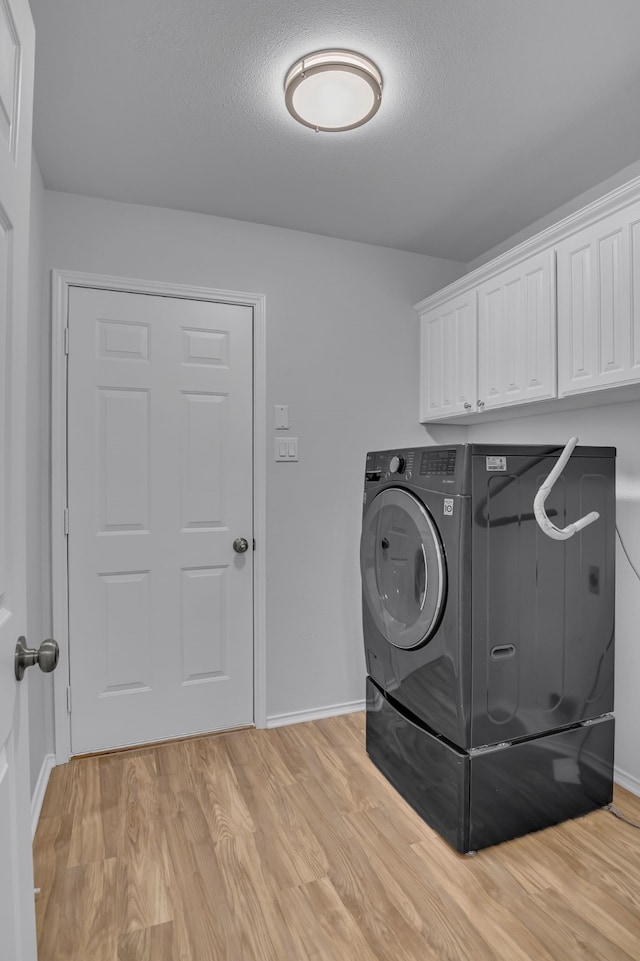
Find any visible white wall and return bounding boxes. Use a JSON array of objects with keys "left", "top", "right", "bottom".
[
  {"left": 26, "top": 154, "right": 55, "bottom": 797},
  {"left": 43, "top": 191, "right": 464, "bottom": 727},
  {"left": 467, "top": 156, "right": 640, "bottom": 271}
]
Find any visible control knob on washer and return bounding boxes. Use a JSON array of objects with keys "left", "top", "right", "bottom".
[{"left": 389, "top": 455, "right": 406, "bottom": 474}]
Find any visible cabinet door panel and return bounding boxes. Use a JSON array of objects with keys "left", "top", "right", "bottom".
[
  {"left": 598, "top": 229, "right": 626, "bottom": 376},
  {"left": 479, "top": 284, "right": 504, "bottom": 406},
  {"left": 564, "top": 242, "right": 594, "bottom": 385},
  {"left": 557, "top": 202, "right": 640, "bottom": 395},
  {"left": 633, "top": 219, "right": 640, "bottom": 373},
  {"left": 477, "top": 250, "right": 556, "bottom": 409},
  {"left": 419, "top": 293, "right": 476, "bottom": 420}
]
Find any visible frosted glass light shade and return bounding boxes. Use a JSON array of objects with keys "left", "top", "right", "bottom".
[{"left": 284, "top": 49, "right": 382, "bottom": 132}]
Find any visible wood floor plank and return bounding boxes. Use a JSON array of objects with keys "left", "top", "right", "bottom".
[
  {"left": 613, "top": 784, "right": 640, "bottom": 818},
  {"left": 314, "top": 712, "right": 366, "bottom": 752},
  {"left": 411, "top": 836, "right": 571, "bottom": 961},
  {"left": 215, "top": 833, "right": 301, "bottom": 961},
  {"left": 117, "top": 921, "right": 175, "bottom": 961},
  {"left": 157, "top": 760, "right": 233, "bottom": 959},
  {"left": 265, "top": 777, "right": 330, "bottom": 882},
  {"left": 39, "top": 762, "right": 73, "bottom": 818},
  {"left": 34, "top": 814, "right": 74, "bottom": 960},
  {"left": 269, "top": 724, "right": 317, "bottom": 782},
  {"left": 345, "top": 806, "right": 503, "bottom": 961},
  {"left": 280, "top": 720, "right": 378, "bottom": 815},
  {"left": 365, "top": 792, "right": 438, "bottom": 847},
  {"left": 67, "top": 756, "right": 102, "bottom": 817},
  {"left": 65, "top": 756, "right": 107, "bottom": 867},
  {"left": 182, "top": 735, "right": 255, "bottom": 842},
  {"left": 292, "top": 779, "right": 441, "bottom": 960},
  {"left": 228, "top": 724, "right": 297, "bottom": 787},
  {"left": 57, "top": 857, "right": 118, "bottom": 961},
  {"left": 115, "top": 753, "right": 173, "bottom": 933},
  {"left": 33, "top": 713, "right": 640, "bottom": 961},
  {"left": 98, "top": 752, "right": 125, "bottom": 860},
  {"left": 518, "top": 888, "right": 639, "bottom": 961},
  {"left": 545, "top": 812, "right": 640, "bottom": 910},
  {"left": 277, "top": 876, "right": 383, "bottom": 961},
  {"left": 225, "top": 732, "right": 327, "bottom": 889}
]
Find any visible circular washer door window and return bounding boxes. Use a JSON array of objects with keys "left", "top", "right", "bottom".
[{"left": 361, "top": 488, "right": 447, "bottom": 649}]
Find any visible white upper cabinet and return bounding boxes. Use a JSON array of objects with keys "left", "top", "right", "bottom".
[
  {"left": 417, "top": 251, "right": 555, "bottom": 422},
  {"left": 419, "top": 290, "right": 477, "bottom": 421},
  {"left": 556, "top": 200, "right": 640, "bottom": 396},
  {"left": 416, "top": 175, "right": 640, "bottom": 423},
  {"left": 477, "top": 250, "right": 556, "bottom": 410}
]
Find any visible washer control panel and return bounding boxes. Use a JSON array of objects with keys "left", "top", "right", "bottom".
[
  {"left": 365, "top": 449, "right": 417, "bottom": 481},
  {"left": 420, "top": 449, "right": 457, "bottom": 477},
  {"left": 364, "top": 447, "right": 460, "bottom": 486}
]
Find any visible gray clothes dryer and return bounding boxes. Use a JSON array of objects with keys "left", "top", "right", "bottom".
[{"left": 360, "top": 444, "right": 615, "bottom": 852}]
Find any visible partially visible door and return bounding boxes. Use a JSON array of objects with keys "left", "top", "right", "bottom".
[
  {"left": 0, "top": 0, "right": 37, "bottom": 957},
  {"left": 67, "top": 287, "right": 254, "bottom": 753}
]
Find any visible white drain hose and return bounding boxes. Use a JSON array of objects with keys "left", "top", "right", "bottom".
[{"left": 533, "top": 436, "right": 600, "bottom": 540}]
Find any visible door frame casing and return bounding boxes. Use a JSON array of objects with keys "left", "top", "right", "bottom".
[{"left": 51, "top": 269, "right": 267, "bottom": 763}]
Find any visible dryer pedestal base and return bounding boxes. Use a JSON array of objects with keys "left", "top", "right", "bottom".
[{"left": 366, "top": 677, "right": 614, "bottom": 853}]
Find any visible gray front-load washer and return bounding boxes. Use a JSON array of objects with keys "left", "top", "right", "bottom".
[{"left": 361, "top": 443, "right": 615, "bottom": 851}]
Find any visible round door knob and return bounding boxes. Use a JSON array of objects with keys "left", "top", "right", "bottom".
[
  {"left": 389, "top": 455, "right": 406, "bottom": 474},
  {"left": 15, "top": 636, "right": 59, "bottom": 682},
  {"left": 233, "top": 537, "right": 249, "bottom": 554},
  {"left": 463, "top": 402, "right": 472, "bottom": 410}
]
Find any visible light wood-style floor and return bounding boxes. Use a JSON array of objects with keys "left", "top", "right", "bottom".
[{"left": 34, "top": 713, "right": 640, "bottom": 960}]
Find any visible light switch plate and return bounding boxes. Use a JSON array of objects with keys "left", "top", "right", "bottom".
[
  {"left": 275, "top": 404, "right": 289, "bottom": 429},
  {"left": 275, "top": 436, "right": 298, "bottom": 461}
]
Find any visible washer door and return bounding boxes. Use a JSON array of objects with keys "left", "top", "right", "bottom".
[{"left": 361, "top": 488, "right": 447, "bottom": 650}]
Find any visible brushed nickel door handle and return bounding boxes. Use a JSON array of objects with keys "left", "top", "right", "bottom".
[
  {"left": 233, "top": 537, "right": 249, "bottom": 554},
  {"left": 15, "top": 637, "right": 59, "bottom": 681}
]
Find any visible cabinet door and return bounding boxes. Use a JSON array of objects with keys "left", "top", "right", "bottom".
[
  {"left": 557, "top": 201, "right": 640, "bottom": 395},
  {"left": 477, "top": 249, "right": 556, "bottom": 410},
  {"left": 419, "top": 291, "right": 477, "bottom": 421}
]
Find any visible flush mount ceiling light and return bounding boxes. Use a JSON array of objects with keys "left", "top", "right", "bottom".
[{"left": 284, "top": 49, "right": 382, "bottom": 132}]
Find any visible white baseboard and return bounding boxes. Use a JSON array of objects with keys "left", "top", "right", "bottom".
[
  {"left": 31, "top": 753, "right": 56, "bottom": 838},
  {"left": 266, "top": 699, "right": 365, "bottom": 729},
  {"left": 614, "top": 765, "right": 640, "bottom": 797}
]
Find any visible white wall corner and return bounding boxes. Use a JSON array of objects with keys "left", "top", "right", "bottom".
[
  {"left": 614, "top": 764, "right": 640, "bottom": 798},
  {"left": 31, "top": 753, "right": 55, "bottom": 838}
]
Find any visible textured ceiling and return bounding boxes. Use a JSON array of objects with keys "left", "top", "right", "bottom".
[{"left": 29, "top": 0, "right": 640, "bottom": 262}]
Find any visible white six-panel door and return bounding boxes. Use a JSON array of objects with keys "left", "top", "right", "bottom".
[
  {"left": 0, "top": 0, "right": 38, "bottom": 957},
  {"left": 67, "top": 287, "right": 254, "bottom": 753}
]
